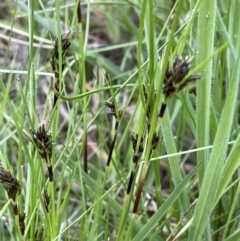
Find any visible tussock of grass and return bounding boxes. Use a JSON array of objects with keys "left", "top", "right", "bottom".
[{"left": 0, "top": 1, "right": 239, "bottom": 240}]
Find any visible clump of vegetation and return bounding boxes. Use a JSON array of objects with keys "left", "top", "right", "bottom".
[{"left": 0, "top": 1, "right": 239, "bottom": 241}]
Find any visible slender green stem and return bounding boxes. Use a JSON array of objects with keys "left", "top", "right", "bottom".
[{"left": 56, "top": 83, "right": 136, "bottom": 101}]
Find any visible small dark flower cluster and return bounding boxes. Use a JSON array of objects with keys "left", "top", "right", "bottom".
[
  {"left": 159, "top": 55, "right": 200, "bottom": 118},
  {"left": 51, "top": 31, "right": 71, "bottom": 80},
  {"left": 105, "top": 100, "right": 122, "bottom": 166},
  {"left": 130, "top": 133, "right": 144, "bottom": 154},
  {"left": 19, "top": 213, "right": 26, "bottom": 235},
  {"left": 0, "top": 164, "right": 23, "bottom": 222},
  {"left": 143, "top": 84, "right": 151, "bottom": 119},
  {"left": 51, "top": 31, "right": 72, "bottom": 106},
  {"left": 0, "top": 165, "right": 21, "bottom": 202},
  {"left": 43, "top": 189, "right": 50, "bottom": 213},
  {"left": 105, "top": 101, "right": 122, "bottom": 118},
  {"left": 105, "top": 101, "right": 117, "bottom": 116},
  {"left": 29, "top": 124, "right": 53, "bottom": 181},
  {"left": 126, "top": 132, "right": 145, "bottom": 194},
  {"left": 29, "top": 124, "right": 52, "bottom": 163},
  {"left": 163, "top": 55, "right": 200, "bottom": 98},
  {"left": 0, "top": 165, "right": 26, "bottom": 234}
]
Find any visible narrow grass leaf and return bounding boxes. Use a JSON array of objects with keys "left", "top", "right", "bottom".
[
  {"left": 162, "top": 110, "right": 191, "bottom": 218},
  {"left": 132, "top": 164, "right": 198, "bottom": 241},
  {"left": 188, "top": 49, "right": 240, "bottom": 241}
]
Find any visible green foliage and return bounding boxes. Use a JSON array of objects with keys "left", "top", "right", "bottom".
[{"left": 0, "top": 0, "right": 239, "bottom": 240}]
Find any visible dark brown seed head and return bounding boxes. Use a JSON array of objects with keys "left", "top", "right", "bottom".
[
  {"left": 143, "top": 84, "right": 148, "bottom": 102},
  {"left": 105, "top": 101, "right": 115, "bottom": 113},
  {"left": 43, "top": 189, "right": 50, "bottom": 212},
  {"left": 152, "top": 133, "right": 160, "bottom": 150},
  {"left": 105, "top": 101, "right": 122, "bottom": 118},
  {"left": 0, "top": 165, "right": 21, "bottom": 201},
  {"left": 29, "top": 124, "right": 52, "bottom": 163},
  {"left": 142, "top": 84, "right": 151, "bottom": 118},
  {"left": 163, "top": 56, "right": 200, "bottom": 98},
  {"left": 51, "top": 31, "right": 72, "bottom": 79},
  {"left": 19, "top": 213, "right": 26, "bottom": 235},
  {"left": 130, "top": 132, "right": 144, "bottom": 153}
]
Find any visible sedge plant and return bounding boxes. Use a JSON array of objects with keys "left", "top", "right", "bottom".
[{"left": 0, "top": 0, "right": 240, "bottom": 241}]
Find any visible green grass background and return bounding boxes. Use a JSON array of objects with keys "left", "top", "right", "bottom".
[{"left": 0, "top": 0, "right": 240, "bottom": 240}]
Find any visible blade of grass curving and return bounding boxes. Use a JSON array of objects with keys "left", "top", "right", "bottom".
[
  {"left": 0, "top": 199, "right": 11, "bottom": 217},
  {"left": 188, "top": 42, "right": 240, "bottom": 241},
  {"left": 225, "top": 230, "right": 240, "bottom": 241},
  {"left": 222, "top": 180, "right": 240, "bottom": 239},
  {"left": 214, "top": 134, "right": 240, "bottom": 205},
  {"left": 132, "top": 164, "right": 199, "bottom": 241},
  {"left": 52, "top": 180, "right": 121, "bottom": 241},
  {"left": 162, "top": 110, "right": 191, "bottom": 219},
  {"left": 11, "top": 0, "right": 55, "bottom": 33}
]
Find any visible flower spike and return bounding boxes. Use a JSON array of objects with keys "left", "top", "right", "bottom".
[
  {"left": 29, "top": 124, "right": 53, "bottom": 181},
  {"left": 163, "top": 55, "right": 200, "bottom": 98}
]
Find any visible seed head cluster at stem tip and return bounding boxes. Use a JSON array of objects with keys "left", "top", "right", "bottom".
[
  {"left": 51, "top": 31, "right": 72, "bottom": 106},
  {"left": 163, "top": 55, "right": 201, "bottom": 99},
  {"left": 19, "top": 213, "right": 26, "bottom": 235},
  {"left": 43, "top": 189, "right": 50, "bottom": 213},
  {"left": 29, "top": 124, "right": 54, "bottom": 181},
  {"left": 158, "top": 55, "right": 201, "bottom": 118},
  {"left": 130, "top": 132, "right": 144, "bottom": 154},
  {"left": 29, "top": 124, "right": 53, "bottom": 163},
  {"left": 0, "top": 165, "right": 21, "bottom": 201},
  {"left": 132, "top": 56, "right": 201, "bottom": 213},
  {"left": 51, "top": 31, "right": 71, "bottom": 80}
]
